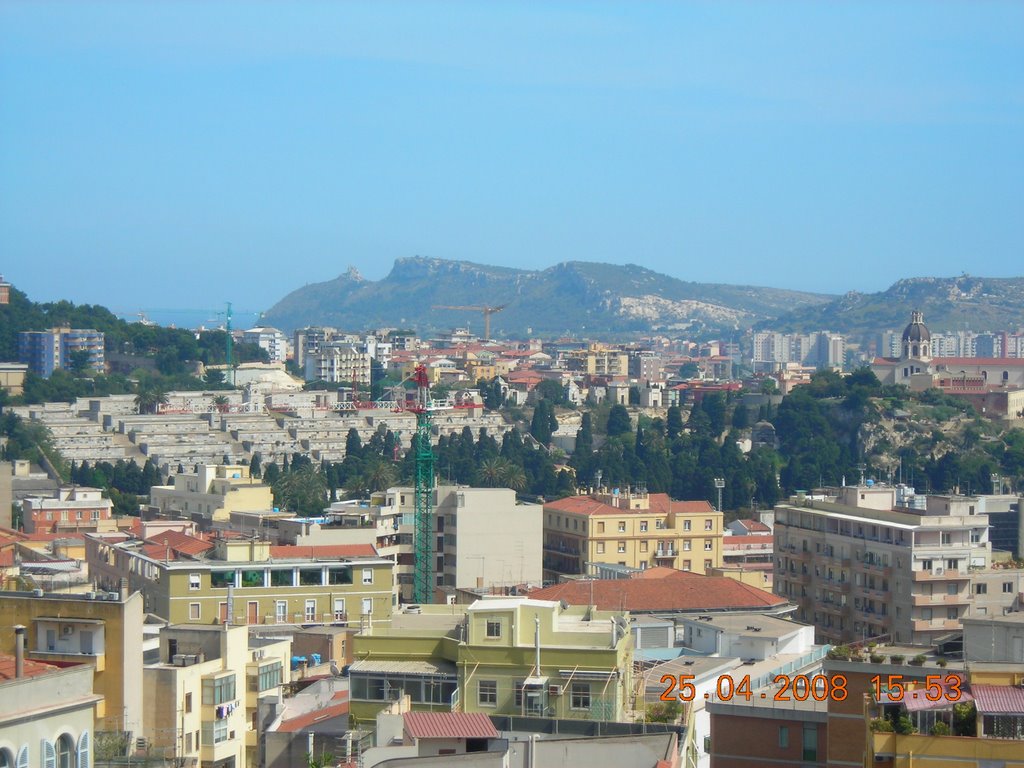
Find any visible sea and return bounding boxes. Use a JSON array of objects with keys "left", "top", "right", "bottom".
[{"left": 115, "top": 308, "right": 264, "bottom": 330}]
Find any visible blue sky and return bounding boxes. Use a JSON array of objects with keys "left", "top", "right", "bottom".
[{"left": 1, "top": 1, "right": 1021, "bottom": 314}]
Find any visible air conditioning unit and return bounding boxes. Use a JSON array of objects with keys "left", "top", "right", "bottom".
[
  {"left": 62, "top": 625, "right": 75, "bottom": 637},
  {"left": 548, "top": 685, "right": 563, "bottom": 697}
]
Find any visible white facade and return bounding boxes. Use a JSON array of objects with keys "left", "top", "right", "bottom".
[{"left": 243, "top": 327, "right": 289, "bottom": 364}]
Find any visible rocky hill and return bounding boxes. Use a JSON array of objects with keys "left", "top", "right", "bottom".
[
  {"left": 766, "top": 275, "right": 1024, "bottom": 337},
  {"left": 262, "top": 257, "right": 833, "bottom": 336}
]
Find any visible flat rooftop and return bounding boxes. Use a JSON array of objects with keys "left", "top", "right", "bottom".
[{"left": 682, "top": 613, "right": 805, "bottom": 640}]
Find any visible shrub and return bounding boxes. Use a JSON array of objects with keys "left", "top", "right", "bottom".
[
  {"left": 869, "top": 718, "right": 894, "bottom": 733},
  {"left": 870, "top": 654, "right": 885, "bottom": 664},
  {"left": 866, "top": 641, "right": 877, "bottom": 650},
  {"left": 929, "top": 721, "right": 951, "bottom": 736},
  {"left": 895, "top": 714, "right": 916, "bottom": 735},
  {"left": 890, "top": 654, "right": 906, "bottom": 665},
  {"left": 909, "top": 654, "right": 927, "bottom": 666},
  {"left": 828, "top": 645, "right": 852, "bottom": 660},
  {"left": 936, "top": 658, "right": 948, "bottom": 668}
]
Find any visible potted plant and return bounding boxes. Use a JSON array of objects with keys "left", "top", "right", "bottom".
[{"left": 890, "top": 654, "right": 906, "bottom": 665}]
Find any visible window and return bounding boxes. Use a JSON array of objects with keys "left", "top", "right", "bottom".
[
  {"left": 947, "top": 607, "right": 957, "bottom": 620},
  {"left": 705, "top": 519, "right": 713, "bottom": 530},
  {"left": 486, "top": 619, "right": 501, "bottom": 638},
  {"left": 947, "top": 583, "right": 958, "bottom": 595},
  {"left": 328, "top": 567, "right": 352, "bottom": 585},
  {"left": 617, "top": 522, "right": 626, "bottom": 532},
  {"left": 975, "top": 583, "right": 988, "bottom": 595},
  {"left": 946, "top": 559, "right": 959, "bottom": 571},
  {"left": 1004, "top": 582, "right": 1014, "bottom": 593},
  {"left": 478, "top": 680, "right": 497, "bottom": 707},
  {"left": 514, "top": 680, "right": 524, "bottom": 707},
  {"left": 941, "top": 532, "right": 951, "bottom": 545},
  {"left": 683, "top": 520, "right": 691, "bottom": 532},
  {"left": 639, "top": 541, "right": 648, "bottom": 553},
  {"left": 970, "top": 530, "right": 981, "bottom": 544},
  {"left": 240, "top": 570, "right": 263, "bottom": 588},
  {"left": 683, "top": 560, "right": 691, "bottom": 571},
  {"left": 596, "top": 542, "right": 605, "bottom": 554},
  {"left": 299, "top": 568, "right": 323, "bottom": 586},
  {"left": 189, "top": 603, "right": 201, "bottom": 620},
  {"left": 617, "top": 541, "right": 626, "bottom": 553},
  {"left": 202, "top": 674, "right": 236, "bottom": 705},
  {"left": 201, "top": 719, "right": 229, "bottom": 745},
  {"left": 597, "top": 522, "right": 605, "bottom": 533},
  {"left": 802, "top": 726, "right": 817, "bottom": 761},
  {"left": 210, "top": 571, "right": 235, "bottom": 589},
  {"left": 362, "top": 568, "right": 373, "bottom": 585},
  {"left": 255, "top": 661, "right": 282, "bottom": 692},
  {"left": 704, "top": 540, "right": 713, "bottom": 551},
  {"left": 570, "top": 682, "right": 591, "bottom": 710},
  {"left": 304, "top": 599, "right": 317, "bottom": 621},
  {"left": 639, "top": 521, "right": 648, "bottom": 532},
  {"left": 56, "top": 735, "right": 73, "bottom": 768},
  {"left": 704, "top": 559, "right": 712, "bottom": 570},
  {"left": 270, "top": 569, "right": 294, "bottom": 587},
  {"left": 189, "top": 573, "right": 201, "bottom": 591},
  {"left": 573, "top": 519, "right": 578, "bottom": 531},
  {"left": 276, "top": 600, "right": 288, "bottom": 623},
  {"left": 921, "top": 559, "right": 932, "bottom": 572},
  {"left": 655, "top": 519, "right": 665, "bottom": 530},
  {"left": 362, "top": 598, "right": 373, "bottom": 615},
  {"left": 778, "top": 726, "right": 789, "bottom": 748},
  {"left": 185, "top": 692, "right": 192, "bottom": 713},
  {"left": 184, "top": 732, "right": 192, "bottom": 753},
  {"left": 683, "top": 540, "right": 691, "bottom": 551}
]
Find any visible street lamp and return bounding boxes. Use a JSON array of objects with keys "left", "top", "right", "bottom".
[{"left": 713, "top": 478, "right": 725, "bottom": 513}]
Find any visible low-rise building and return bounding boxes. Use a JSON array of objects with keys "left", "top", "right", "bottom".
[
  {"left": 144, "top": 623, "right": 291, "bottom": 768},
  {"left": 86, "top": 531, "right": 395, "bottom": 626},
  {"left": 543, "top": 490, "right": 724, "bottom": 579},
  {"left": 348, "top": 598, "right": 633, "bottom": 725},
  {"left": 0, "top": 650, "right": 102, "bottom": 768},
  {"left": 22, "top": 486, "right": 113, "bottom": 534},
  {"left": 0, "top": 588, "right": 144, "bottom": 736},
  {"left": 148, "top": 464, "right": 273, "bottom": 528}
]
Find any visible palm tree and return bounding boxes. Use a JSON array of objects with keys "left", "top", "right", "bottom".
[
  {"left": 213, "top": 395, "right": 230, "bottom": 413},
  {"left": 134, "top": 386, "right": 168, "bottom": 415},
  {"left": 478, "top": 458, "right": 507, "bottom": 488},
  {"left": 501, "top": 464, "right": 528, "bottom": 492},
  {"left": 362, "top": 460, "right": 398, "bottom": 493}
]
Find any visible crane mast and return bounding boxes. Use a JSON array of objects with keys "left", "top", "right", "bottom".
[{"left": 410, "top": 364, "right": 436, "bottom": 604}]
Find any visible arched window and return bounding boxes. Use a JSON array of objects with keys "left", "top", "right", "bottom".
[
  {"left": 1003, "top": 371, "right": 1010, "bottom": 382},
  {"left": 0, "top": 747, "right": 13, "bottom": 768},
  {"left": 912, "top": 344, "right": 919, "bottom": 357},
  {"left": 56, "top": 735, "right": 74, "bottom": 768}
]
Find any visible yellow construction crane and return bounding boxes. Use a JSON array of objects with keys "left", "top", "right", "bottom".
[{"left": 431, "top": 304, "right": 507, "bottom": 340}]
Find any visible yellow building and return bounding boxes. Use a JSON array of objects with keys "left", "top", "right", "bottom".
[
  {"left": 0, "top": 588, "right": 144, "bottom": 736},
  {"left": 149, "top": 464, "right": 273, "bottom": 526},
  {"left": 86, "top": 533, "right": 395, "bottom": 627},
  {"left": 145, "top": 623, "right": 292, "bottom": 768},
  {"left": 566, "top": 345, "right": 629, "bottom": 377},
  {"left": 543, "top": 490, "right": 723, "bottom": 578},
  {"left": 463, "top": 360, "right": 498, "bottom": 383}
]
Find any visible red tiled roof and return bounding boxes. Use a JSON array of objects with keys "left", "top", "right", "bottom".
[
  {"left": 0, "top": 654, "right": 61, "bottom": 680},
  {"left": 141, "top": 544, "right": 178, "bottom": 561},
  {"left": 403, "top": 712, "right": 499, "bottom": 740},
  {"left": 971, "top": 684, "right": 1024, "bottom": 715},
  {"left": 935, "top": 357, "right": 1024, "bottom": 367},
  {"left": 732, "top": 519, "right": 771, "bottom": 533},
  {"left": 0, "top": 549, "right": 15, "bottom": 568},
  {"left": 544, "top": 493, "right": 713, "bottom": 517},
  {"left": 528, "top": 571, "right": 786, "bottom": 612},
  {"left": 145, "top": 530, "right": 214, "bottom": 557},
  {"left": 723, "top": 535, "right": 774, "bottom": 549},
  {"left": 277, "top": 700, "right": 350, "bottom": 732},
  {"left": 268, "top": 544, "right": 378, "bottom": 560},
  {"left": 0, "top": 527, "right": 29, "bottom": 543}
]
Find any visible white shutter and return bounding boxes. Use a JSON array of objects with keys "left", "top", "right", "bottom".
[
  {"left": 41, "top": 740, "right": 55, "bottom": 768},
  {"left": 76, "top": 733, "right": 89, "bottom": 768},
  {"left": 15, "top": 746, "right": 28, "bottom": 768}
]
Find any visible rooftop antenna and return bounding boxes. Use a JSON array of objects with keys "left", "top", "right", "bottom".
[{"left": 856, "top": 463, "right": 867, "bottom": 487}]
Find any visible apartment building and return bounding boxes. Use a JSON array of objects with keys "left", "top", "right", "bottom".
[
  {"left": 18, "top": 328, "right": 105, "bottom": 378},
  {"left": 148, "top": 464, "right": 273, "bottom": 527},
  {"left": 321, "top": 485, "right": 542, "bottom": 603},
  {"left": 0, "top": 588, "right": 144, "bottom": 736},
  {"left": 304, "top": 342, "right": 371, "bottom": 385},
  {"left": 22, "top": 485, "right": 114, "bottom": 534},
  {"left": 566, "top": 345, "right": 629, "bottom": 377},
  {"left": 773, "top": 486, "right": 1007, "bottom": 645},
  {"left": 86, "top": 533, "right": 395, "bottom": 626},
  {"left": 145, "top": 623, "right": 291, "bottom": 768},
  {"left": 242, "top": 326, "right": 289, "bottom": 364},
  {"left": 543, "top": 489, "right": 724, "bottom": 579},
  {"left": 348, "top": 598, "right": 632, "bottom": 725},
  {"left": 0, "top": 653, "right": 100, "bottom": 768}
]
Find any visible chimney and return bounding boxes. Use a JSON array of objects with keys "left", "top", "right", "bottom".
[
  {"left": 120, "top": 577, "right": 128, "bottom": 601},
  {"left": 14, "top": 624, "right": 26, "bottom": 678}
]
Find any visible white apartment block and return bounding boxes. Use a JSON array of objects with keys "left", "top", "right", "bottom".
[
  {"left": 773, "top": 486, "right": 1013, "bottom": 646},
  {"left": 751, "top": 331, "right": 845, "bottom": 371},
  {"left": 242, "top": 327, "right": 289, "bottom": 364},
  {"left": 304, "top": 343, "right": 372, "bottom": 385}
]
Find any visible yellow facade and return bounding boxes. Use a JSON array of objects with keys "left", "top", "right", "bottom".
[
  {"left": 543, "top": 491, "right": 724, "bottom": 577},
  {"left": 149, "top": 464, "right": 273, "bottom": 524}
]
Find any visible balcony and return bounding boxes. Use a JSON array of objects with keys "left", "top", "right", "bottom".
[
  {"left": 912, "top": 569, "right": 965, "bottom": 582},
  {"left": 855, "top": 560, "right": 892, "bottom": 577},
  {"left": 30, "top": 649, "right": 105, "bottom": 672},
  {"left": 913, "top": 619, "right": 962, "bottom": 632},
  {"left": 912, "top": 592, "right": 970, "bottom": 606},
  {"left": 654, "top": 549, "right": 678, "bottom": 562}
]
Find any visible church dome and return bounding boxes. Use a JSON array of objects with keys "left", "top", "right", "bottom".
[{"left": 902, "top": 310, "right": 930, "bottom": 343}]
